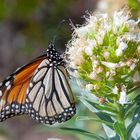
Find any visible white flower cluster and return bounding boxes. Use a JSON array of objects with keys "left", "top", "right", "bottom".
[
  {"left": 66, "top": 9, "right": 140, "bottom": 105},
  {"left": 67, "top": 10, "right": 139, "bottom": 68}
]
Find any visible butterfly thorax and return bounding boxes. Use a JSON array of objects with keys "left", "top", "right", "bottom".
[{"left": 46, "top": 44, "right": 64, "bottom": 67}]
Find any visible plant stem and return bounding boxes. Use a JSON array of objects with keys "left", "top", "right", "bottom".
[{"left": 115, "top": 103, "right": 128, "bottom": 140}]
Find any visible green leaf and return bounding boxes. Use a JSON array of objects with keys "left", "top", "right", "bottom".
[
  {"left": 127, "top": 122, "right": 137, "bottom": 139},
  {"left": 97, "top": 104, "right": 118, "bottom": 114},
  {"left": 77, "top": 116, "right": 113, "bottom": 127},
  {"left": 84, "top": 93, "right": 99, "bottom": 103},
  {"left": 133, "top": 94, "right": 140, "bottom": 103},
  {"left": 79, "top": 97, "right": 98, "bottom": 113},
  {"left": 127, "top": 106, "right": 140, "bottom": 138},
  {"left": 128, "top": 85, "right": 140, "bottom": 94},
  {"left": 124, "top": 102, "right": 137, "bottom": 119},
  {"left": 80, "top": 52, "right": 92, "bottom": 74},
  {"left": 131, "top": 123, "right": 140, "bottom": 139},
  {"left": 109, "top": 136, "right": 120, "bottom": 140},
  {"left": 60, "top": 127, "right": 105, "bottom": 140},
  {"left": 79, "top": 96, "right": 115, "bottom": 126},
  {"left": 132, "top": 104, "right": 140, "bottom": 122},
  {"left": 102, "top": 124, "right": 116, "bottom": 138},
  {"left": 80, "top": 96, "right": 117, "bottom": 115},
  {"left": 131, "top": 138, "right": 136, "bottom": 140},
  {"left": 96, "top": 112, "right": 114, "bottom": 124}
]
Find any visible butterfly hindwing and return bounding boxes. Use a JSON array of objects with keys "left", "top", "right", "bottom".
[{"left": 26, "top": 59, "right": 75, "bottom": 125}]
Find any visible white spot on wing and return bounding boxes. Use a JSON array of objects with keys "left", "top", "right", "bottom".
[
  {"left": 15, "top": 67, "right": 21, "bottom": 72},
  {"left": 12, "top": 104, "right": 15, "bottom": 108},
  {"left": 26, "top": 89, "right": 29, "bottom": 94},
  {"left": 5, "top": 81, "right": 10, "bottom": 87},
  {"left": 5, "top": 106, "right": 9, "bottom": 110},
  {"left": 7, "top": 85, "right": 11, "bottom": 90},
  {"left": 30, "top": 83, "right": 33, "bottom": 88},
  {"left": 16, "top": 105, "right": 19, "bottom": 109}
]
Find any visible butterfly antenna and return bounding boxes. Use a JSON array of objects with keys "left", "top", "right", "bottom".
[
  {"left": 51, "top": 19, "right": 66, "bottom": 45},
  {"left": 48, "top": 19, "right": 67, "bottom": 53},
  {"left": 52, "top": 35, "right": 57, "bottom": 45}
]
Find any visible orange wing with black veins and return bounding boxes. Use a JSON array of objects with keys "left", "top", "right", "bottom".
[{"left": 0, "top": 55, "right": 46, "bottom": 121}]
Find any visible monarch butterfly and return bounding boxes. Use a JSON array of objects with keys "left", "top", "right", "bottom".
[{"left": 0, "top": 43, "right": 76, "bottom": 125}]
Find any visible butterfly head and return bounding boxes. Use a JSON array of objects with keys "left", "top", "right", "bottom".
[{"left": 47, "top": 43, "right": 64, "bottom": 66}]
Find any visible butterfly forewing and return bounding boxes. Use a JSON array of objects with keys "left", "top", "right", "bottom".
[
  {"left": 0, "top": 44, "right": 76, "bottom": 124},
  {"left": 0, "top": 57, "right": 46, "bottom": 121}
]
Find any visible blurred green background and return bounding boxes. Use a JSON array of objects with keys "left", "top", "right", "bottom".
[{"left": 0, "top": 0, "right": 139, "bottom": 140}]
